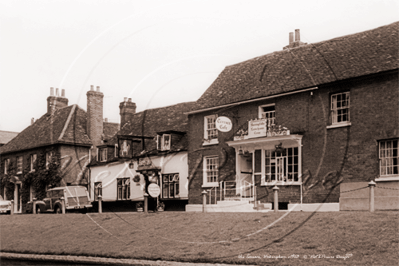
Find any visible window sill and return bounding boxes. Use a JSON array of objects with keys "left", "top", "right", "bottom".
[
  {"left": 327, "top": 122, "right": 351, "bottom": 129},
  {"left": 202, "top": 183, "right": 219, "bottom": 188},
  {"left": 202, "top": 139, "right": 219, "bottom": 146},
  {"left": 29, "top": 170, "right": 35, "bottom": 173},
  {"left": 375, "top": 176, "right": 399, "bottom": 182}
]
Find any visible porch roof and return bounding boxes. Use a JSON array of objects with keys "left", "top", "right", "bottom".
[{"left": 226, "top": 134, "right": 302, "bottom": 151}]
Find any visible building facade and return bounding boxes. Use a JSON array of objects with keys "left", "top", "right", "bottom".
[
  {"left": 88, "top": 100, "right": 194, "bottom": 211},
  {"left": 0, "top": 86, "right": 118, "bottom": 213},
  {"left": 186, "top": 22, "right": 399, "bottom": 211}
]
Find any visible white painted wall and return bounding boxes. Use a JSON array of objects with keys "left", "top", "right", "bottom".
[{"left": 89, "top": 151, "right": 188, "bottom": 202}]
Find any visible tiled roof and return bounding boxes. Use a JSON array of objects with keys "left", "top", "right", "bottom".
[
  {"left": 0, "top": 131, "right": 19, "bottom": 145},
  {"left": 0, "top": 105, "right": 92, "bottom": 154},
  {"left": 194, "top": 22, "right": 399, "bottom": 111},
  {"left": 112, "top": 102, "right": 195, "bottom": 154},
  {"left": 103, "top": 122, "right": 119, "bottom": 140}
]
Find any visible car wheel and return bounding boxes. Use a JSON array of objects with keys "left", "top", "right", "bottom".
[
  {"left": 55, "top": 207, "right": 62, "bottom": 214},
  {"left": 36, "top": 206, "right": 41, "bottom": 214}
]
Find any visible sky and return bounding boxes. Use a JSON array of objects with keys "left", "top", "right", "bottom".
[{"left": 0, "top": 0, "right": 398, "bottom": 133}]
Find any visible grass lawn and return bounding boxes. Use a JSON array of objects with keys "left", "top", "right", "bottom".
[{"left": 0, "top": 211, "right": 398, "bottom": 265}]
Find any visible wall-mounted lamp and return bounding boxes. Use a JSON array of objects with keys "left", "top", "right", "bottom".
[
  {"left": 129, "top": 161, "right": 134, "bottom": 169},
  {"left": 238, "top": 146, "right": 243, "bottom": 155}
]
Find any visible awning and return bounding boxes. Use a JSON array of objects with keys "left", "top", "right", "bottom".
[{"left": 226, "top": 134, "right": 303, "bottom": 152}]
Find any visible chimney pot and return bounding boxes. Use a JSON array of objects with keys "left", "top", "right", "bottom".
[
  {"left": 96, "top": 86, "right": 100, "bottom": 92},
  {"left": 295, "top": 29, "right": 300, "bottom": 42},
  {"left": 128, "top": 98, "right": 132, "bottom": 102},
  {"left": 104, "top": 118, "right": 108, "bottom": 122},
  {"left": 124, "top": 97, "right": 128, "bottom": 102},
  {"left": 50, "top": 87, "right": 54, "bottom": 96},
  {"left": 90, "top": 85, "right": 94, "bottom": 91},
  {"left": 61, "top": 89, "right": 65, "bottom": 97},
  {"left": 31, "top": 118, "right": 34, "bottom": 125},
  {"left": 289, "top": 32, "right": 294, "bottom": 45},
  {"left": 56, "top": 88, "right": 59, "bottom": 97}
]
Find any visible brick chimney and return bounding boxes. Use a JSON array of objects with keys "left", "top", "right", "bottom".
[
  {"left": 283, "top": 29, "right": 307, "bottom": 50},
  {"left": 47, "top": 87, "right": 68, "bottom": 114},
  {"left": 119, "top": 97, "right": 136, "bottom": 129},
  {"left": 86, "top": 85, "right": 104, "bottom": 148}
]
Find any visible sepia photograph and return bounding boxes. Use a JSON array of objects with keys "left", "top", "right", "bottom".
[{"left": 0, "top": 0, "right": 398, "bottom": 265}]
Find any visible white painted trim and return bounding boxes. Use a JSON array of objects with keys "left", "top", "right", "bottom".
[
  {"left": 375, "top": 176, "right": 399, "bottom": 182},
  {"left": 327, "top": 122, "right": 351, "bottom": 129},
  {"left": 186, "top": 87, "right": 318, "bottom": 115},
  {"left": 202, "top": 139, "right": 219, "bottom": 146}
]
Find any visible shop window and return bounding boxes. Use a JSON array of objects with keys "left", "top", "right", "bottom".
[
  {"left": 117, "top": 178, "right": 130, "bottom": 200},
  {"left": 3, "top": 159, "right": 10, "bottom": 175},
  {"left": 204, "top": 156, "right": 218, "bottom": 186},
  {"left": 98, "top": 148, "right": 107, "bottom": 162},
  {"left": 162, "top": 173, "right": 179, "bottom": 198},
  {"left": 254, "top": 147, "right": 300, "bottom": 185},
  {"left": 259, "top": 104, "right": 276, "bottom": 126},
  {"left": 157, "top": 134, "right": 171, "bottom": 151},
  {"left": 30, "top": 154, "right": 37, "bottom": 172},
  {"left": 94, "top": 182, "right": 102, "bottom": 201},
  {"left": 331, "top": 92, "right": 350, "bottom": 125},
  {"left": 204, "top": 115, "right": 218, "bottom": 144},
  {"left": 16, "top": 156, "right": 23, "bottom": 174},
  {"left": 379, "top": 139, "right": 398, "bottom": 177}
]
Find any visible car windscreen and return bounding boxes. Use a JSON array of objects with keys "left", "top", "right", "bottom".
[{"left": 65, "top": 187, "right": 87, "bottom": 197}]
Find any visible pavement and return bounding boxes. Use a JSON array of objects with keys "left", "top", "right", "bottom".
[{"left": 0, "top": 252, "right": 256, "bottom": 266}]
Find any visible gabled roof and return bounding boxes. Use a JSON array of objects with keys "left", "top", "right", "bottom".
[
  {"left": 0, "top": 131, "right": 19, "bottom": 145},
  {"left": 0, "top": 105, "right": 92, "bottom": 154},
  {"left": 194, "top": 22, "right": 399, "bottom": 111}
]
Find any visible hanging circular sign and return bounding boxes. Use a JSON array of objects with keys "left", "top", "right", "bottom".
[
  {"left": 147, "top": 183, "right": 160, "bottom": 198},
  {"left": 215, "top": 116, "right": 232, "bottom": 132}
]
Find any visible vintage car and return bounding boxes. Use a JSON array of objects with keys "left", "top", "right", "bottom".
[
  {"left": 26, "top": 186, "right": 92, "bottom": 214},
  {"left": 0, "top": 195, "right": 12, "bottom": 214}
]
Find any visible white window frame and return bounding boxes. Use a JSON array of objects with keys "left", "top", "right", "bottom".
[
  {"left": 16, "top": 156, "right": 23, "bottom": 174},
  {"left": 99, "top": 148, "right": 107, "bottom": 162},
  {"left": 377, "top": 139, "right": 399, "bottom": 181},
  {"left": 203, "top": 156, "right": 219, "bottom": 187},
  {"left": 330, "top": 92, "right": 350, "bottom": 126},
  {"left": 30, "top": 154, "right": 37, "bottom": 172},
  {"left": 4, "top": 159, "right": 10, "bottom": 175},
  {"left": 157, "top": 134, "right": 171, "bottom": 151},
  {"left": 204, "top": 115, "right": 218, "bottom": 145},
  {"left": 258, "top": 104, "right": 276, "bottom": 126},
  {"left": 117, "top": 178, "right": 130, "bottom": 200},
  {"left": 162, "top": 173, "right": 180, "bottom": 198}
]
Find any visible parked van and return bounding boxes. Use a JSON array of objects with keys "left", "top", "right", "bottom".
[{"left": 26, "top": 186, "right": 92, "bottom": 214}]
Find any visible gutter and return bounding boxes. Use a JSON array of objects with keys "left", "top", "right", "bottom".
[{"left": 186, "top": 86, "right": 318, "bottom": 115}]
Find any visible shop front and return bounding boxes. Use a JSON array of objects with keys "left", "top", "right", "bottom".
[{"left": 227, "top": 119, "right": 303, "bottom": 203}]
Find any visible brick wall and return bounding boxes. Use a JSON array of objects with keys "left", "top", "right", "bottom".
[
  {"left": 188, "top": 71, "right": 398, "bottom": 205},
  {"left": 86, "top": 87, "right": 104, "bottom": 149}
]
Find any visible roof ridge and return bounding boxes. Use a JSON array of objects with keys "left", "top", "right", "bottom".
[{"left": 58, "top": 104, "right": 77, "bottom": 141}]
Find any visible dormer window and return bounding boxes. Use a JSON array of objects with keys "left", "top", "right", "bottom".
[
  {"left": 157, "top": 134, "right": 171, "bottom": 151},
  {"left": 98, "top": 148, "right": 107, "bottom": 162}
]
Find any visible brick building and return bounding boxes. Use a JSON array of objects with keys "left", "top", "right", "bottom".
[
  {"left": 186, "top": 22, "right": 398, "bottom": 211},
  {"left": 0, "top": 86, "right": 118, "bottom": 213}
]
